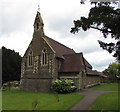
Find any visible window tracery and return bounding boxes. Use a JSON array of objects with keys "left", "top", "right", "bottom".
[
  {"left": 41, "top": 48, "right": 47, "bottom": 65},
  {"left": 28, "top": 51, "right": 33, "bottom": 66}
]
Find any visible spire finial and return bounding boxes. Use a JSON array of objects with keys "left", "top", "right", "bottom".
[{"left": 38, "top": 5, "right": 40, "bottom": 12}]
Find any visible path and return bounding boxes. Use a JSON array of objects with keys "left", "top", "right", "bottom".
[{"left": 70, "top": 89, "right": 119, "bottom": 111}]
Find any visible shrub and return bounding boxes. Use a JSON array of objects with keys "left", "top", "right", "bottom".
[
  {"left": 51, "top": 79, "right": 77, "bottom": 93},
  {"left": 3, "top": 81, "right": 20, "bottom": 89}
]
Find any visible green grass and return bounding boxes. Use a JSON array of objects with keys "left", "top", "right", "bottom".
[
  {"left": 0, "top": 90, "right": 2, "bottom": 111},
  {"left": 91, "top": 83, "right": 119, "bottom": 91},
  {"left": 2, "top": 88, "right": 84, "bottom": 110},
  {"left": 89, "top": 92, "right": 119, "bottom": 111}
]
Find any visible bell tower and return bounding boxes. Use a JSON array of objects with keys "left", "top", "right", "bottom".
[{"left": 33, "top": 7, "right": 44, "bottom": 34}]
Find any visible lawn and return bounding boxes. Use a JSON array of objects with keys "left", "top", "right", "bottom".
[
  {"left": 91, "top": 83, "right": 119, "bottom": 91},
  {"left": 0, "top": 90, "right": 2, "bottom": 111},
  {"left": 2, "top": 88, "right": 84, "bottom": 111},
  {"left": 90, "top": 83, "right": 119, "bottom": 111},
  {"left": 89, "top": 92, "right": 119, "bottom": 111}
]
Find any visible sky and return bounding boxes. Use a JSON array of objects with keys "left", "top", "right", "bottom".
[{"left": 0, "top": 0, "right": 116, "bottom": 71}]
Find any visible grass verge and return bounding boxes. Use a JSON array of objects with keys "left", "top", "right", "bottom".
[
  {"left": 89, "top": 92, "right": 119, "bottom": 111},
  {"left": 2, "top": 88, "right": 84, "bottom": 111},
  {"left": 91, "top": 83, "right": 119, "bottom": 91}
]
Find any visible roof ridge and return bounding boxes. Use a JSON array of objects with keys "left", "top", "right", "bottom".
[
  {"left": 63, "top": 53, "right": 83, "bottom": 56},
  {"left": 44, "top": 35, "right": 75, "bottom": 52}
]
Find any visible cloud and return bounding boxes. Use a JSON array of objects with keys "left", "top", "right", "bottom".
[
  {"left": 0, "top": 31, "right": 32, "bottom": 56},
  {"left": 52, "top": 29, "right": 103, "bottom": 54},
  {"left": 0, "top": 0, "right": 38, "bottom": 37},
  {"left": 84, "top": 51, "right": 115, "bottom": 71},
  {"left": 0, "top": 0, "right": 116, "bottom": 72},
  {"left": 40, "top": 0, "right": 92, "bottom": 39}
]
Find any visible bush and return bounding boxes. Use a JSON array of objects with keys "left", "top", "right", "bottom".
[
  {"left": 51, "top": 79, "right": 77, "bottom": 93},
  {"left": 3, "top": 81, "right": 20, "bottom": 89}
]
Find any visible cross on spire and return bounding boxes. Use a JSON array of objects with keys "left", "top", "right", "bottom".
[{"left": 38, "top": 5, "right": 40, "bottom": 12}]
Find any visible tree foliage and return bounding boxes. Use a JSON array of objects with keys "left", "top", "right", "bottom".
[
  {"left": 2, "top": 46, "right": 22, "bottom": 84},
  {"left": 103, "top": 61, "right": 120, "bottom": 81},
  {"left": 71, "top": 3, "right": 120, "bottom": 60}
]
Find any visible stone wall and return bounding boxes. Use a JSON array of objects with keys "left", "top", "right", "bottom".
[
  {"left": 85, "top": 75, "right": 100, "bottom": 88},
  {"left": 59, "top": 73, "right": 80, "bottom": 91},
  {"left": 20, "top": 78, "right": 53, "bottom": 92},
  {"left": 20, "top": 31, "right": 57, "bottom": 92}
]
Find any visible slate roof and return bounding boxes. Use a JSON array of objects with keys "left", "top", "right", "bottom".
[
  {"left": 98, "top": 72, "right": 107, "bottom": 77},
  {"left": 59, "top": 53, "right": 84, "bottom": 73},
  {"left": 44, "top": 35, "right": 99, "bottom": 76},
  {"left": 44, "top": 36, "right": 75, "bottom": 58},
  {"left": 86, "top": 68, "right": 100, "bottom": 76},
  {"left": 84, "top": 58, "right": 92, "bottom": 69}
]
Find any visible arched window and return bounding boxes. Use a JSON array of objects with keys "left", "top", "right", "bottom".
[
  {"left": 28, "top": 51, "right": 33, "bottom": 66},
  {"left": 42, "top": 48, "right": 47, "bottom": 65}
]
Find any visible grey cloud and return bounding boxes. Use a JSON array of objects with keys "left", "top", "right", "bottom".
[
  {"left": 75, "top": 45, "right": 102, "bottom": 54},
  {"left": 74, "top": 39, "right": 102, "bottom": 54},
  {"left": 1, "top": 13, "right": 30, "bottom": 36},
  {"left": 46, "top": 14, "right": 91, "bottom": 38},
  {"left": 91, "top": 58, "right": 115, "bottom": 71},
  {"left": 0, "top": 2, "right": 35, "bottom": 37}
]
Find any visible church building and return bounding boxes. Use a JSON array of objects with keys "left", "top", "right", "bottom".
[{"left": 20, "top": 11, "right": 100, "bottom": 92}]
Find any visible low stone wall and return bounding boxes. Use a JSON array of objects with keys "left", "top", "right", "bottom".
[
  {"left": 59, "top": 73, "right": 80, "bottom": 91},
  {"left": 20, "top": 78, "right": 52, "bottom": 92},
  {"left": 60, "top": 77, "right": 79, "bottom": 90},
  {"left": 85, "top": 75, "right": 100, "bottom": 88}
]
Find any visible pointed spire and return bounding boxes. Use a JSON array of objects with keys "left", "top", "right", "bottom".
[
  {"left": 33, "top": 6, "right": 44, "bottom": 34},
  {"left": 36, "top": 5, "right": 44, "bottom": 26}
]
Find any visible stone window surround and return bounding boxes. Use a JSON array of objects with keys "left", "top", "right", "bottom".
[
  {"left": 41, "top": 48, "right": 48, "bottom": 66},
  {"left": 28, "top": 51, "right": 33, "bottom": 67}
]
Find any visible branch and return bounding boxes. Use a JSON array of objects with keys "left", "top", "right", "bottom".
[{"left": 90, "top": 25, "right": 113, "bottom": 34}]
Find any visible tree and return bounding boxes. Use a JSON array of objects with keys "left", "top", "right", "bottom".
[
  {"left": 103, "top": 61, "right": 120, "bottom": 82},
  {"left": 2, "top": 46, "right": 22, "bottom": 84},
  {"left": 70, "top": 3, "right": 120, "bottom": 61}
]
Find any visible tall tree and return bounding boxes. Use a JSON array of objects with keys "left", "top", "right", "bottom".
[
  {"left": 2, "top": 47, "right": 22, "bottom": 84},
  {"left": 103, "top": 61, "right": 120, "bottom": 81},
  {"left": 70, "top": 3, "right": 120, "bottom": 61}
]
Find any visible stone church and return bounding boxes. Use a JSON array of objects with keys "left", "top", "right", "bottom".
[{"left": 20, "top": 11, "right": 100, "bottom": 92}]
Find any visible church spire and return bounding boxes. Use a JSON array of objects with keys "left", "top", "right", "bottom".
[{"left": 33, "top": 6, "right": 44, "bottom": 33}]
